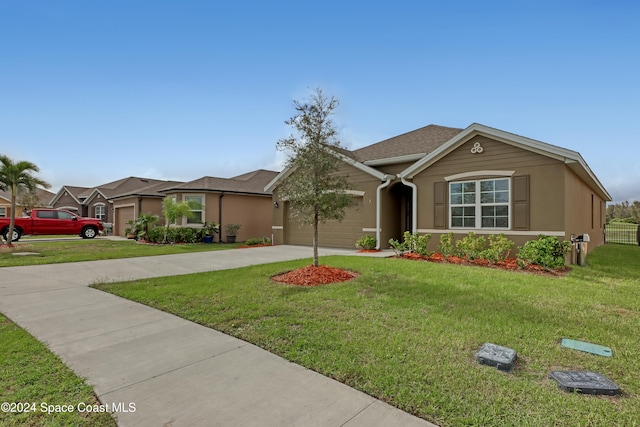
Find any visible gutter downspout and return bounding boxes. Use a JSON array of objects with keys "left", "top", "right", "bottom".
[
  {"left": 401, "top": 176, "right": 418, "bottom": 234},
  {"left": 375, "top": 175, "right": 393, "bottom": 250},
  {"left": 218, "top": 192, "right": 224, "bottom": 241}
]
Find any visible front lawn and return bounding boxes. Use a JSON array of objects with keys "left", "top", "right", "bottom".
[
  {"left": 0, "top": 239, "right": 241, "bottom": 267},
  {"left": 0, "top": 314, "right": 116, "bottom": 427},
  {"left": 93, "top": 245, "right": 640, "bottom": 426}
]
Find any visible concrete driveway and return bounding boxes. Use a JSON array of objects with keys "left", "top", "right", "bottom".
[{"left": 0, "top": 245, "right": 436, "bottom": 427}]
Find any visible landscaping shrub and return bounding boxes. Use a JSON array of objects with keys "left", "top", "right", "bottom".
[
  {"left": 455, "top": 232, "right": 486, "bottom": 260},
  {"left": 389, "top": 232, "right": 432, "bottom": 256},
  {"left": 245, "top": 236, "right": 272, "bottom": 246},
  {"left": 355, "top": 235, "right": 377, "bottom": 250},
  {"left": 145, "top": 227, "right": 200, "bottom": 244},
  {"left": 517, "top": 235, "right": 571, "bottom": 269},
  {"left": 482, "top": 233, "right": 514, "bottom": 262},
  {"left": 438, "top": 232, "right": 456, "bottom": 257}
]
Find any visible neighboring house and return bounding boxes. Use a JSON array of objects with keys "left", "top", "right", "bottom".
[
  {"left": 49, "top": 177, "right": 172, "bottom": 224},
  {"left": 159, "top": 169, "right": 279, "bottom": 242},
  {"left": 0, "top": 187, "right": 55, "bottom": 218},
  {"left": 110, "top": 180, "right": 184, "bottom": 236},
  {"left": 266, "top": 123, "right": 611, "bottom": 252}
]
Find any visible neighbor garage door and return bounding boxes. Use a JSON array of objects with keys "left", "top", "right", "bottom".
[
  {"left": 114, "top": 206, "right": 135, "bottom": 236},
  {"left": 284, "top": 198, "right": 363, "bottom": 248}
]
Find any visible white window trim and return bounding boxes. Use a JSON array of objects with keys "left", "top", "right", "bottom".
[
  {"left": 182, "top": 194, "right": 205, "bottom": 226},
  {"left": 94, "top": 203, "right": 106, "bottom": 221},
  {"left": 449, "top": 178, "right": 511, "bottom": 230}
]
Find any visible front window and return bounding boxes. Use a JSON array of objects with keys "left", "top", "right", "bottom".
[
  {"left": 450, "top": 178, "right": 510, "bottom": 229},
  {"left": 95, "top": 205, "right": 106, "bottom": 221},
  {"left": 184, "top": 195, "right": 203, "bottom": 224}
]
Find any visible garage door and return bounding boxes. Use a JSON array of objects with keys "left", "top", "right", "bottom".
[
  {"left": 115, "top": 206, "right": 135, "bottom": 236},
  {"left": 284, "top": 198, "right": 363, "bottom": 248}
]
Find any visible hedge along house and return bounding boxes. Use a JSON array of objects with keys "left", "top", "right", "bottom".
[
  {"left": 266, "top": 123, "right": 611, "bottom": 252},
  {"left": 157, "top": 169, "right": 279, "bottom": 242}
]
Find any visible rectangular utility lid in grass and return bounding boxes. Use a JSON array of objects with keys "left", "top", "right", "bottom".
[
  {"left": 475, "top": 343, "right": 517, "bottom": 372},
  {"left": 549, "top": 371, "right": 621, "bottom": 396}
]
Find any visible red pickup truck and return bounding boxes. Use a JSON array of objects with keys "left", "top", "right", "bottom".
[{"left": 0, "top": 209, "right": 104, "bottom": 242}]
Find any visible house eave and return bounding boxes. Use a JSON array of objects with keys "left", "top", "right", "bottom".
[
  {"left": 363, "top": 153, "right": 426, "bottom": 166},
  {"left": 401, "top": 123, "right": 611, "bottom": 201}
]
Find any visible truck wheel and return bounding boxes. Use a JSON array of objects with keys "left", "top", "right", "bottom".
[
  {"left": 3, "top": 229, "right": 21, "bottom": 242},
  {"left": 81, "top": 227, "right": 98, "bottom": 239}
]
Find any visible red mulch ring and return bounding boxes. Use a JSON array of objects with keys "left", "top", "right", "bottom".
[
  {"left": 398, "top": 252, "right": 569, "bottom": 276},
  {"left": 357, "top": 249, "right": 381, "bottom": 253},
  {"left": 271, "top": 265, "right": 359, "bottom": 286}
]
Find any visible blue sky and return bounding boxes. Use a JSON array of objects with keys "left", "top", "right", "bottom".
[{"left": 1, "top": 0, "right": 638, "bottom": 202}]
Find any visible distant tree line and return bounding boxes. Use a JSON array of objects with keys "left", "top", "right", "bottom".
[{"left": 606, "top": 200, "right": 640, "bottom": 224}]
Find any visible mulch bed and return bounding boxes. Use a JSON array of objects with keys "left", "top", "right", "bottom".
[
  {"left": 399, "top": 252, "right": 569, "bottom": 276},
  {"left": 271, "top": 265, "right": 359, "bottom": 286}
]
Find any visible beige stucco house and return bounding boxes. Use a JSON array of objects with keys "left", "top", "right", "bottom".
[
  {"left": 49, "top": 177, "right": 173, "bottom": 225},
  {"left": 266, "top": 123, "right": 611, "bottom": 252},
  {"left": 157, "top": 169, "right": 278, "bottom": 242},
  {"left": 0, "top": 187, "right": 55, "bottom": 218},
  {"left": 108, "top": 169, "right": 278, "bottom": 240}
]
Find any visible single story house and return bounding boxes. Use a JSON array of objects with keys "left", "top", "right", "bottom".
[
  {"left": 49, "top": 177, "right": 173, "bottom": 224},
  {"left": 109, "top": 180, "right": 184, "bottom": 236},
  {"left": 0, "top": 187, "right": 55, "bottom": 218},
  {"left": 157, "top": 169, "right": 279, "bottom": 242},
  {"left": 266, "top": 123, "right": 611, "bottom": 252}
]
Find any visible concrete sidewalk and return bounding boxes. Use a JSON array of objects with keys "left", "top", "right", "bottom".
[{"left": 0, "top": 246, "right": 435, "bottom": 427}]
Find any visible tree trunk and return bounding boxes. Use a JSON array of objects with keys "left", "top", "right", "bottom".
[
  {"left": 7, "top": 184, "right": 17, "bottom": 247},
  {"left": 313, "top": 211, "right": 319, "bottom": 267}
]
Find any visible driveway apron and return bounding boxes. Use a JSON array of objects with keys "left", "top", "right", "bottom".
[{"left": 0, "top": 246, "right": 435, "bottom": 427}]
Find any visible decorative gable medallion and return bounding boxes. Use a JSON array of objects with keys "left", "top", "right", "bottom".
[{"left": 471, "top": 142, "right": 484, "bottom": 154}]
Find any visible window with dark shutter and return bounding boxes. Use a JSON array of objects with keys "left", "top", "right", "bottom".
[
  {"left": 434, "top": 182, "right": 446, "bottom": 229},
  {"left": 512, "top": 175, "right": 529, "bottom": 230}
]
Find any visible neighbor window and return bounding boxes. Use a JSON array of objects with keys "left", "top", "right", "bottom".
[
  {"left": 450, "top": 178, "right": 510, "bottom": 229},
  {"left": 0, "top": 207, "right": 5, "bottom": 217},
  {"left": 95, "top": 204, "right": 106, "bottom": 221},
  {"left": 184, "top": 195, "right": 203, "bottom": 224}
]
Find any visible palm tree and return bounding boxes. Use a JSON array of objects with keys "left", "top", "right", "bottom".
[{"left": 0, "top": 155, "right": 51, "bottom": 246}]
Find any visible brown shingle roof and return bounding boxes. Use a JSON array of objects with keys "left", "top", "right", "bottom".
[
  {"left": 351, "top": 124, "right": 463, "bottom": 162},
  {"left": 163, "top": 169, "right": 279, "bottom": 195}
]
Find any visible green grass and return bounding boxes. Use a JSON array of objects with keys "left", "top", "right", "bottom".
[
  {"left": 0, "top": 240, "right": 241, "bottom": 267},
  {"left": 93, "top": 245, "right": 640, "bottom": 426},
  {"left": 0, "top": 313, "right": 116, "bottom": 427}
]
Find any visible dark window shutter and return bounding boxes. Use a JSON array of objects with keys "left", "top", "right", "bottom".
[
  {"left": 512, "top": 175, "right": 529, "bottom": 230},
  {"left": 434, "top": 182, "right": 446, "bottom": 229}
]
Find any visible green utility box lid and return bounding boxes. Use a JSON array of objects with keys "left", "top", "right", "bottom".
[{"left": 561, "top": 338, "right": 612, "bottom": 357}]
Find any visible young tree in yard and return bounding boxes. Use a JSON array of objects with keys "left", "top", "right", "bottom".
[
  {"left": 277, "top": 88, "right": 354, "bottom": 267},
  {"left": 0, "top": 155, "right": 50, "bottom": 246}
]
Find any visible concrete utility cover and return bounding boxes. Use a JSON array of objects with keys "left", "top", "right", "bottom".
[
  {"left": 475, "top": 343, "right": 517, "bottom": 371},
  {"left": 549, "top": 371, "right": 621, "bottom": 395},
  {"left": 561, "top": 338, "right": 612, "bottom": 357},
  {"left": 12, "top": 252, "right": 40, "bottom": 256}
]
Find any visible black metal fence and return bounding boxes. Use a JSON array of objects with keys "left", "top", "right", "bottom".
[{"left": 604, "top": 223, "right": 640, "bottom": 245}]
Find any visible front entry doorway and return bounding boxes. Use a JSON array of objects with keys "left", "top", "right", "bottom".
[{"left": 390, "top": 183, "right": 413, "bottom": 241}]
